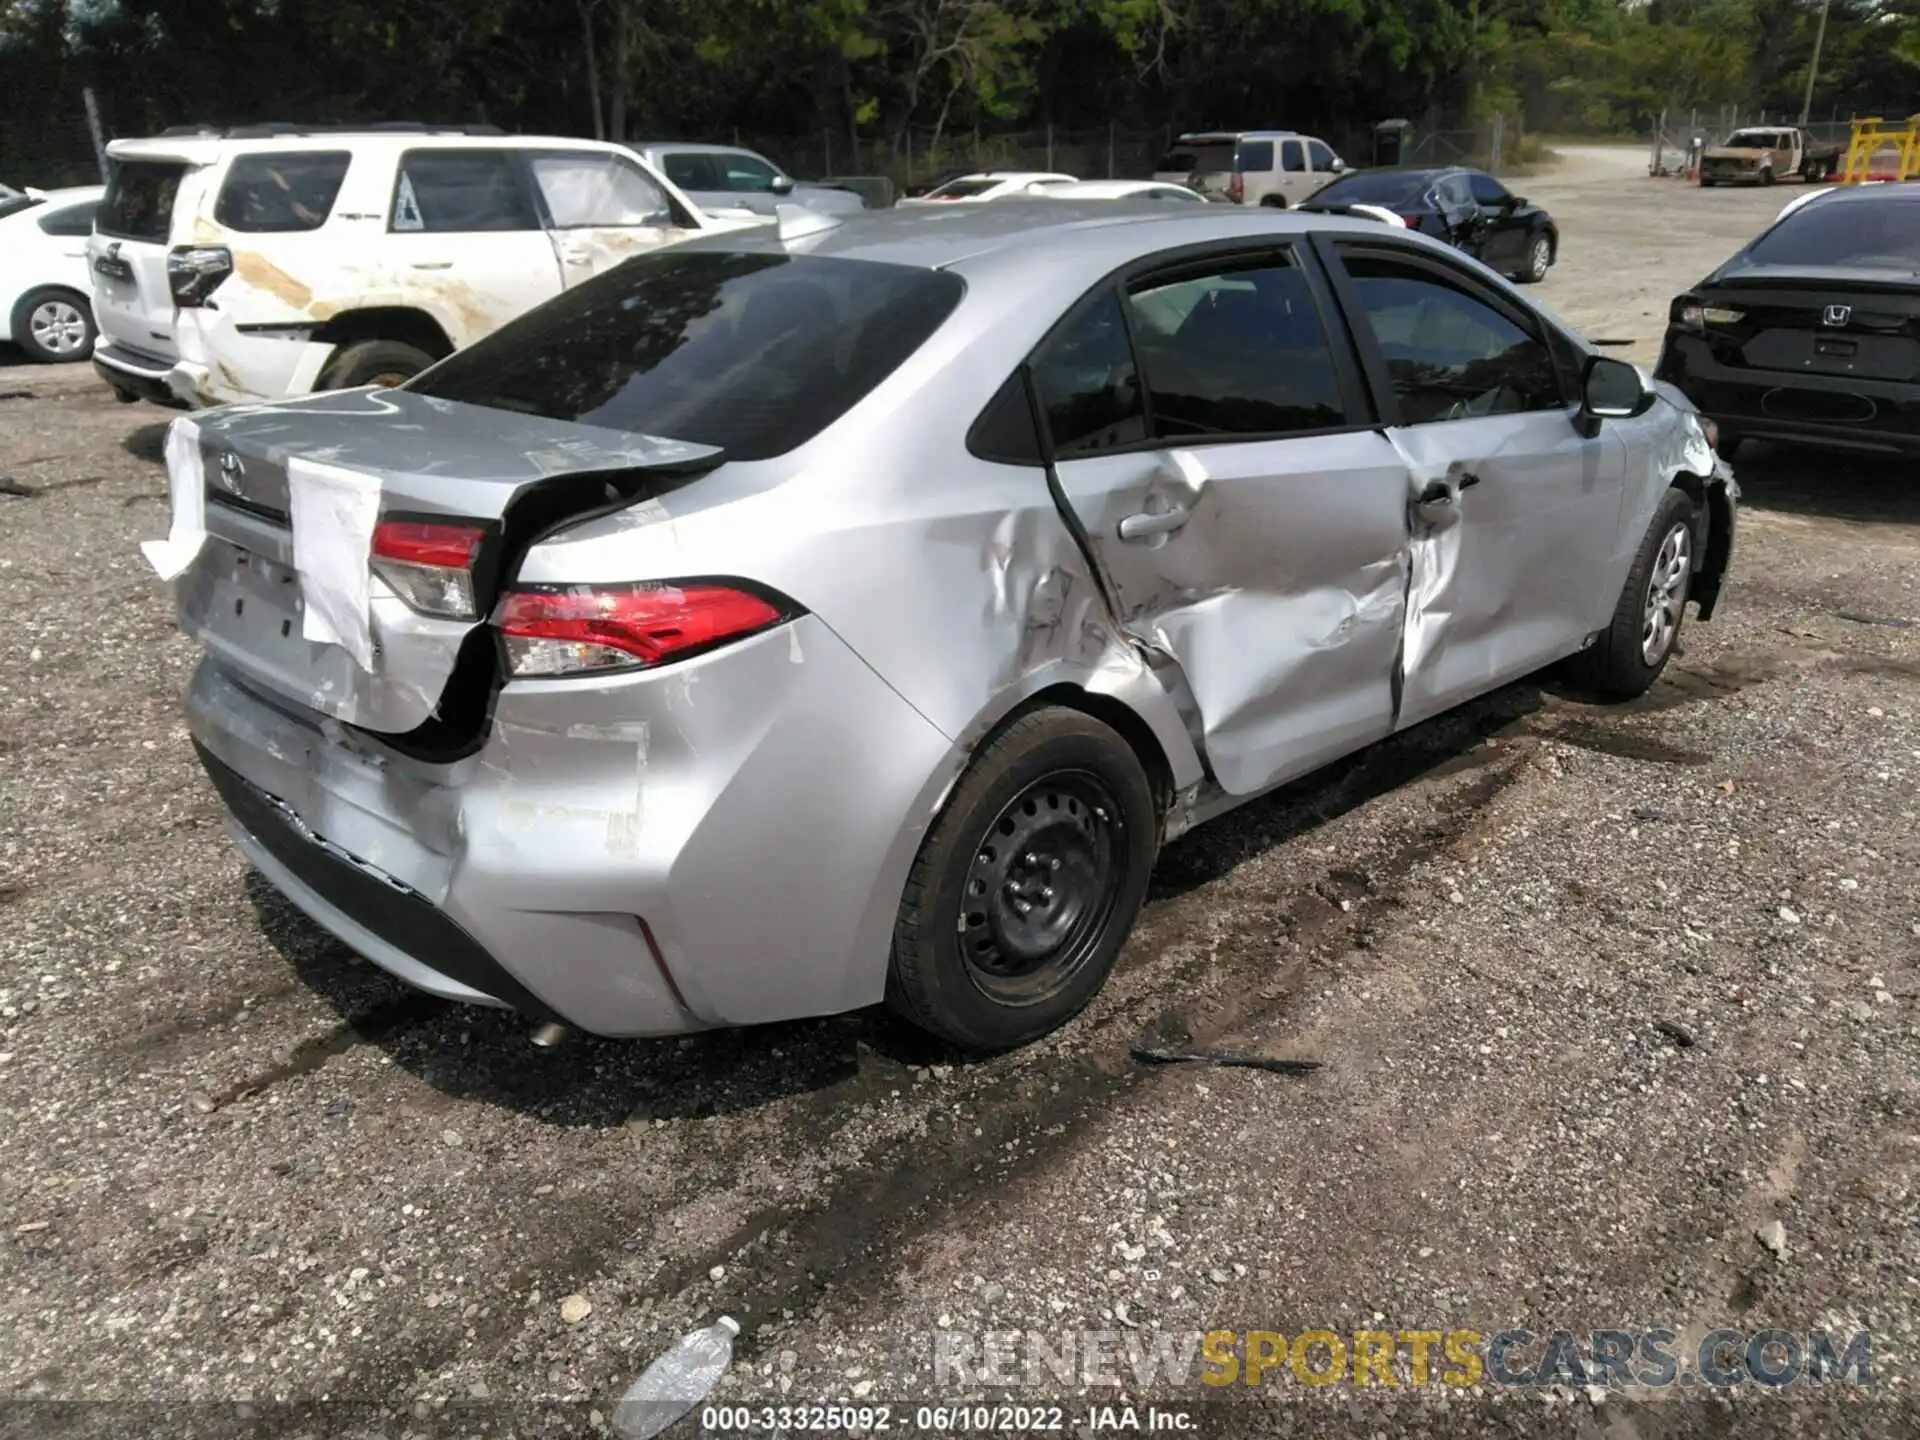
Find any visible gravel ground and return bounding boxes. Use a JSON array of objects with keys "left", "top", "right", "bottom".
[{"left": 0, "top": 148, "right": 1915, "bottom": 1438}]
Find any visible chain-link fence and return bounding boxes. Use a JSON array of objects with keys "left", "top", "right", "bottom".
[{"left": 0, "top": 66, "right": 110, "bottom": 189}]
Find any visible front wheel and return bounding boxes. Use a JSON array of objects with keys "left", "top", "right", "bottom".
[
  {"left": 1565, "top": 487, "right": 1698, "bottom": 700},
  {"left": 1760, "top": 166, "right": 1776, "bottom": 186},
  {"left": 887, "top": 708, "right": 1158, "bottom": 1051},
  {"left": 318, "top": 338, "right": 436, "bottom": 390},
  {"left": 1518, "top": 232, "right": 1552, "bottom": 283}
]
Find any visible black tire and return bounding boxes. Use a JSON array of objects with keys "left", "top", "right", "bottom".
[
  {"left": 1259, "top": 194, "right": 1288, "bottom": 208},
  {"left": 1517, "top": 231, "right": 1553, "bottom": 284},
  {"left": 318, "top": 338, "right": 435, "bottom": 390},
  {"left": 10, "top": 287, "right": 96, "bottom": 364},
  {"left": 1565, "top": 487, "right": 1699, "bottom": 700},
  {"left": 1760, "top": 165, "right": 1776, "bottom": 186},
  {"left": 887, "top": 707, "right": 1158, "bottom": 1051}
]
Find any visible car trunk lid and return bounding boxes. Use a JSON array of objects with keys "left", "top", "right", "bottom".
[
  {"left": 169, "top": 388, "right": 722, "bottom": 747},
  {"left": 1700, "top": 269, "right": 1920, "bottom": 383}
]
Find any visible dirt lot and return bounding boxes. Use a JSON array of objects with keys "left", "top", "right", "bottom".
[{"left": 1, "top": 148, "right": 1916, "bottom": 1438}]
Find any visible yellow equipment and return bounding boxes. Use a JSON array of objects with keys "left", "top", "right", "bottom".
[{"left": 1840, "top": 116, "right": 1920, "bottom": 183}]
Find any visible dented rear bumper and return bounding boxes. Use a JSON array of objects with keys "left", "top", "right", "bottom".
[{"left": 182, "top": 614, "right": 953, "bottom": 1037}]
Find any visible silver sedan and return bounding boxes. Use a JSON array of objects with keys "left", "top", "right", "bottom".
[{"left": 155, "top": 201, "right": 1737, "bottom": 1052}]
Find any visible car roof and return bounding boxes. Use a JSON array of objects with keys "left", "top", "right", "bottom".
[
  {"left": 1044, "top": 180, "right": 1189, "bottom": 197},
  {"left": 104, "top": 133, "right": 646, "bottom": 162},
  {"left": 634, "top": 142, "right": 770, "bottom": 158},
  {"left": 1174, "top": 131, "right": 1301, "bottom": 142},
  {"left": 21, "top": 186, "right": 103, "bottom": 204},
  {"left": 704, "top": 199, "right": 1418, "bottom": 270}
]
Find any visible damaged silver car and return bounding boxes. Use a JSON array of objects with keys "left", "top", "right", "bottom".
[{"left": 151, "top": 202, "right": 1737, "bottom": 1051}]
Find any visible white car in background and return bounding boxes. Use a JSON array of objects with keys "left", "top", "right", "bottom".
[
  {"left": 2, "top": 185, "right": 105, "bottom": 362},
  {"left": 1003, "top": 179, "right": 1206, "bottom": 203},
  {"left": 87, "top": 127, "right": 753, "bottom": 409},
  {"left": 903, "top": 171, "right": 1077, "bottom": 203}
]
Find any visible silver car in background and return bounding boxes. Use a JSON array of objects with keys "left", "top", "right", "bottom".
[
  {"left": 158, "top": 202, "right": 1737, "bottom": 1052},
  {"left": 630, "top": 141, "right": 868, "bottom": 218}
]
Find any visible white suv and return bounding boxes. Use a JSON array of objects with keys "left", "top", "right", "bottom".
[{"left": 88, "top": 126, "right": 752, "bottom": 408}]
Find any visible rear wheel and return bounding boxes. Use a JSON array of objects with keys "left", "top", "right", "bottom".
[
  {"left": 1565, "top": 487, "right": 1698, "bottom": 700},
  {"left": 11, "top": 287, "right": 95, "bottom": 363},
  {"left": 887, "top": 708, "right": 1158, "bottom": 1051},
  {"left": 318, "top": 339, "right": 436, "bottom": 390},
  {"left": 1259, "top": 194, "right": 1288, "bottom": 208}
]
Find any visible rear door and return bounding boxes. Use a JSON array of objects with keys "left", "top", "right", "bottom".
[
  {"left": 1041, "top": 244, "right": 1413, "bottom": 795},
  {"left": 89, "top": 155, "right": 197, "bottom": 362},
  {"left": 1275, "top": 139, "right": 1311, "bottom": 205},
  {"left": 527, "top": 149, "right": 694, "bottom": 286},
  {"left": 1326, "top": 239, "right": 1625, "bottom": 727},
  {"left": 385, "top": 148, "right": 565, "bottom": 347}
]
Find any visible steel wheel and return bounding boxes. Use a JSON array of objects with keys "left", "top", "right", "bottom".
[
  {"left": 30, "top": 298, "right": 89, "bottom": 356},
  {"left": 1641, "top": 522, "right": 1692, "bottom": 666},
  {"left": 959, "top": 770, "right": 1122, "bottom": 1005}
]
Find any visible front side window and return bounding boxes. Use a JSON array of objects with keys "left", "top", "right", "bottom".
[
  {"left": 98, "top": 159, "right": 187, "bottom": 242},
  {"left": 1340, "top": 251, "right": 1562, "bottom": 422},
  {"left": 38, "top": 201, "right": 98, "bottom": 237},
  {"left": 1030, "top": 289, "right": 1147, "bottom": 456},
  {"left": 721, "top": 153, "right": 783, "bottom": 192},
  {"left": 531, "top": 153, "right": 670, "bottom": 227},
  {"left": 408, "top": 252, "right": 963, "bottom": 462},
  {"left": 1126, "top": 256, "right": 1346, "bottom": 437},
  {"left": 215, "top": 152, "right": 350, "bottom": 232},
  {"left": 1307, "top": 139, "right": 1337, "bottom": 171},
  {"left": 1467, "top": 171, "right": 1510, "bottom": 206},
  {"left": 391, "top": 150, "right": 537, "bottom": 233}
]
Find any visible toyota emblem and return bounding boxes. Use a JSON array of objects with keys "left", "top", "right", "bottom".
[{"left": 217, "top": 451, "right": 245, "bottom": 495}]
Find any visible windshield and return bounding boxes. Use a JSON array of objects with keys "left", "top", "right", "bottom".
[
  {"left": 1725, "top": 130, "right": 1783, "bottom": 148},
  {"left": 1746, "top": 197, "right": 1920, "bottom": 270},
  {"left": 409, "top": 251, "right": 965, "bottom": 462},
  {"left": 1308, "top": 171, "right": 1438, "bottom": 209}
]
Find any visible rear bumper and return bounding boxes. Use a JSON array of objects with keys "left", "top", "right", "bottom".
[
  {"left": 93, "top": 341, "right": 189, "bottom": 409},
  {"left": 1655, "top": 334, "right": 1920, "bottom": 455},
  {"left": 93, "top": 329, "right": 334, "bottom": 408},
  {"left": 183, "top": 616, "right": 957, "bottom": 1038}
]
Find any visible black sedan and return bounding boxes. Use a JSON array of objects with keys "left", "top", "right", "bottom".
[
  {"left": 1655, "top": 185, "right": 1920, "bottom": 458},
  {"left": 1302, "top": 166, "right": 1558, "bottom": 283}
]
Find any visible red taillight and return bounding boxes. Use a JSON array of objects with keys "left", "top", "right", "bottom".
[
  {"left": 495, "top": 582, "right": 789, "bottom": 678},
  {"left": 1398, "top": 213, "right": 1424, "bottom": 228},
  {"left": 167, "top": 245, "right": 233, "bottom": 308},
  {"left": 1228, "top": 173, "right": 1245, "bottom": 203},
  {"left": 371, "top": 519, "right": 486, "bottom": 619}
]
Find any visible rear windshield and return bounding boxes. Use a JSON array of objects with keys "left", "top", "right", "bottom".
[
  {"left": 1309, "top": 171, "right": 1438, "bottom": 208},
  {"left": 408, "top": 251, "right": 966, "bottom": 462},
  {"left": 1158, "top": 142, "right": 1235, "bottom": 174},
  {"left": 214, "top": 151, "right": 351, "bottom": 232},
  {"left": 0, "top": 193, "right": 34, "bottom": 222},
  {"left": 923, "top": 177, "right": 998, "bottom": 199},
  {"left": 1746, "top": 198, "right": 1920, "bottom": 269},
  {"left": 98, "top": 159, "right": 188, "bottom": 242}
]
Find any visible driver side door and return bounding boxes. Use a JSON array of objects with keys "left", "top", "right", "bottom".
[{"left": 1327, "top": 241, "right": 1627, "bottom": 727}]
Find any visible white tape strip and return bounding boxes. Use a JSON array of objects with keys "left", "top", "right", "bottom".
[
  {"left": 287, "top": 456, "right": 381, "bottom": 673},
  {"left": 139, "top": 417, "right": 208, "bottom": 580}
]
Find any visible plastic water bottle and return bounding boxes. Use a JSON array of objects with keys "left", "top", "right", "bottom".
[{"left": 613, "top": 1315, "right": 741, "bottom": 1439}]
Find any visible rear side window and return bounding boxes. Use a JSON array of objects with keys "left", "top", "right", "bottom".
[
  {"left": 38, "top": 201, "right": 97, "bottom": 236},
  {"left": 923, "top": 177, "right": 1000, "bottom": 199},
  {"left": 409, "top": 252, "right": 964, "bottom": 462},
  {"left": 1239, "top": 141, "right": 1274, "bottom": 173},
  {"left": 1746, "top": 198, "right": 1920, "bottom": 270},
  {"left": 1127, "top": 257, "right": 1347, "bottom": 437},
  {"left": 660, "top": 152, "right": 723, "bottom": 190},
  {"left": 98, "top": 159, "right": 187, "bottom": 242},
  {"left": 1279, "top": 141, "right": 1305, "bottom": 173},
  {"left": 392, "top": 150, "right": 537, "bottom": 233},
  {"left": 1030, "top": 290, "right": 1148, "bottom": 456},
  {"left": 214, "top": 152, "right": 350, "bottom": 232}
]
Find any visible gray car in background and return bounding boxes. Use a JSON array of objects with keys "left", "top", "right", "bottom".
[
  {"left": 159, "top": 203, "right": 1736, "bottom": 1053},
  {"left": 631, "top": 141, "right": 867, "bottom": 217}
]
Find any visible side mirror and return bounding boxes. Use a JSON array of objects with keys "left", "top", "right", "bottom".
[
  {"left": 1579, "top": 354, "right": 1655, "bottom": 434},
  {"left": 1331, "top": 157, "right": 1348, "bottom": 172},
  {"left": 769, "top": 174, "right": 796, "bottom": 195},
  {"left": 1506, "top": 194, "right": 1527, "bottom": 209}
]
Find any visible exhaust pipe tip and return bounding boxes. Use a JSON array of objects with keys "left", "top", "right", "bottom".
[{"left": 530, "top": 1021, "right": 572, "bottom": 1050}]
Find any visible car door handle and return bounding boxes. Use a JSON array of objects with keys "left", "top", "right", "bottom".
[
  {"left": 1417, "top": 472, "right": 1480, "bottom": 506},
  {"left": 1118, "top": 506, "right": 1190, "bottom": 540},
  {"left": 410, "top": 262, "right": 453, "bottom": 271}
]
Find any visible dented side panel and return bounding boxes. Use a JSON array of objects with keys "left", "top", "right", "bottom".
[
  {"left": 1048, "top": 434, "right": 1412, "bottom": 796},
  {"left": 1390, "top": 409, "right": 1628, "bottom": 729}
]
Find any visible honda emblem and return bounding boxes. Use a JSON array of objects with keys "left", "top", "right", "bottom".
[{"left": 1823, "top": 304, "right": 1851, "bottom": 327}]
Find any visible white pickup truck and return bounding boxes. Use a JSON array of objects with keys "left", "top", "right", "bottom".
[{"left": 1699, "top": 127, "right": 1843, "bottom": 187}]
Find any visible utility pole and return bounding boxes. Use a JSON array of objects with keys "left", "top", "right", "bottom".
[{"left": 1799, "top": 0, "right": 1832, "bottom": 125}]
